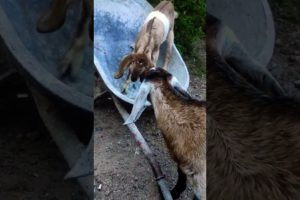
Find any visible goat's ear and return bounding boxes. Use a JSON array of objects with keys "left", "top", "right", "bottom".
[
  {"left": 114, "top": 54, "right": 135, "bottom": 79},
  {"left": 169, "top": 76, "right": 194, "bottom": 100},
  {"left": 124, "top": 81, "right": 152, "bottom": 125}
]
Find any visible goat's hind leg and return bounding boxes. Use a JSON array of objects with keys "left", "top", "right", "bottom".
[
  {"left": 60, "top": 22, "right": 89, "bottom": 78},
  {"left": 171, "top": 167, "right": 187, "bottom": 199},
  {"left": 162, "top": 30, "right": 174, "bottom": 70},
  {"left": 60, "top": 0, "right": 90, "bottom": 78}
]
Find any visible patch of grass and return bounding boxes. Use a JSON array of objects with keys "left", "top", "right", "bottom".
[
  {"left": 186, "top": 40, "right": 206, "bottom": 77},
  {"left": 190, "top": 62, "right": 206, "bottom": 77}
]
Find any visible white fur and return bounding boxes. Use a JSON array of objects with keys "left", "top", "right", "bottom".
[{"left": 144, "top": 11, "right": 170, "bottom": 43}]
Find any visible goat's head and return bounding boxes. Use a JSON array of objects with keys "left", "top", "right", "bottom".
[
  {"left": 141, "top": 67, "right": 192, "bottom": 99},
  {"left": 124, "top": 67, "right": 190, "bottom": 125},
  {"left": 114, "top": 53, "right": 154, "bottom": 82}
]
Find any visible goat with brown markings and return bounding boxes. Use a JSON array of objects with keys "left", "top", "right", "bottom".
[
  {"left": 114, "top": 0, "right": 177, "bottom": 94},
  {"left": 125, "top": 68, "right": 206, "bottom": 200},
  {"left": 207, "top": 14, "right": 300, "bottom": 199},
  {"left": 37, "top": 0, "right": 93, "bottom": 78}
]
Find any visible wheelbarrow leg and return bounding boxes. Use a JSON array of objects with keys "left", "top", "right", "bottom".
[
  {"left": 112, "top": 95, "right": 173, "bottom": 200},
  {"left": 28, "top": 85, "right": 93, "bottom": 199}
]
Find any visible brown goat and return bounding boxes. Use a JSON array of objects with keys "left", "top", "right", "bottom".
[
  {"left": 125, "top": 68, "right": 206, "bottom": 200},
  {"left": 207, "top": 14, "right": 300, "bottom": 199},
  {"left": 37, "top": 0, "right": 93, "bottom": 78},
  {"left": 114, "top": 0, "right": 176, "bottom": 94}
]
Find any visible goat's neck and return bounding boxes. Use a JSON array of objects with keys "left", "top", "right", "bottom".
[
  {"left": 150, "top": 83, "right": 199, "bottom": 127},
  {"left": 135, "top": 47, "right": 152, "bottom": 62},
  {"left": 150, "top": 83, "right": 206, "bottom": 165}
]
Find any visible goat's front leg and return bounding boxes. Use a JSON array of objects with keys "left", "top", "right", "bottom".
[
  {"left": 121, "top": 73, "right": 132, "bottom": 94},
  {"left": 152, "top": 46, "right": 160, "bottom": 66},
  {"left": 162, "top": 30, "right": 174, "bottom": 70},
  {"left": 189, "top": 169, "right": 206, "bottom": 200},
  {"left": 171, "top": 167, "right": 187, "bottom": 199}
]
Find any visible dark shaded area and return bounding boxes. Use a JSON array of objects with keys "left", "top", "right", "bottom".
[
  {"left": 0, "top": 1, "right": 89, "bottom": 198},
  {"left": 0, "top": 67, "right": 87, "bottom": 199}
]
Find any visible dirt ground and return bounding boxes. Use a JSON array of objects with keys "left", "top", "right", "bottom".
[{"left": 268, "top": 0, "right": 300, "bottom": 97}]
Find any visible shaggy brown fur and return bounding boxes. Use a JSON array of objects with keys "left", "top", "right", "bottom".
[
  {"left": 37, "top": 0, "right": 93, "bottom": 78},
  {"left": 142, "top": 68, "right": 206, "bottom": 200},
  {"left": 207, "top": 14, "right": 300, "bottom": 200},
  {"left": 114, "top": 0, "right": 176, "bottom": 93}
]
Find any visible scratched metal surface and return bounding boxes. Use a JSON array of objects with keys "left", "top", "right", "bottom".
[
  {"left": 208, "top": 0, "right": 275, "bottom": 67},
  {"left": 0, "top": 0, "right": 93, "bottom": 112},
  {"left": 94, "top": 0, "right": 190, "bottom": 105}
]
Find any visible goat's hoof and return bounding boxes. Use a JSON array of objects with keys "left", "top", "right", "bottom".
[
  {"left": 58, "top": 62, "right": 70, "bottom": 77},
  {"left": 121, "top": 88, "right": 127, "bottom": 94},
  {"left": 114, "top": 72, "right": 122, "bottom": 79},
  {"left": 294, "top": 80, "right": 300, "bottom": 89},
  {"left": 193, "top": 195, "right": 201, "bottom": 200},
  {"left": 59, "top": 61, "right": 78, "bottom": 81},
  {"left": 171, "top": 189, "right": 181, "bottom": 199},
  {"left": 129, "top": 43, "right": 135, "bottom": 50},
  {"left": 121, "top": 84, "right": 129, "bottom": 94}
]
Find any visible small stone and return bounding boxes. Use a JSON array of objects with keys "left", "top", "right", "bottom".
[
  {"left": 294, "top": 80, "right": 300, "bottom": 89},
  {"left": 94, "top": 127, "right": 103, "bottom": 132},
  {"left": 98, "top": 184, "right": 102, "bottom": 191}
]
